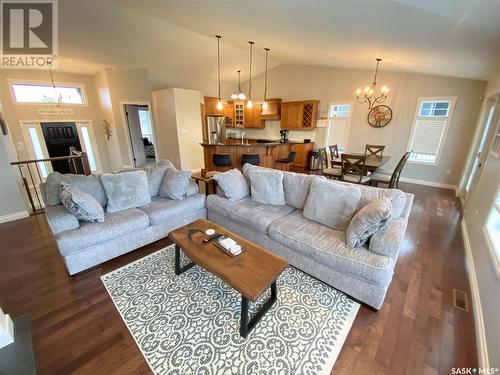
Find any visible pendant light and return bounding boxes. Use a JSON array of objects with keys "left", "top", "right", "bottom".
[
  {"left": 246, "top": 41, "right": 254, "bottom": 108},
  {"left": 231, "top": 70, "right": 246, "bottom": 100},
  {"left": 262, "top": 48, "right": 270, "bottom": 110},
  {"left": 215, "top": 35, "right": 223, "bottom": 110}
]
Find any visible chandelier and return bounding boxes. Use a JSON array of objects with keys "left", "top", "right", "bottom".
[{"left": 356, "top": 58, "right": 389, "bottom": 109}]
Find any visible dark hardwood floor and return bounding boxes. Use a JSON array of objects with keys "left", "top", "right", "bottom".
[{"left": 0, "top": 183, "right": 477, "bottom": 374}]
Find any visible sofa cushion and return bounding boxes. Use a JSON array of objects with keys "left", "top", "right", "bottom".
[
  {"left": 268, "top": 210, "right": 393, "bottom": 286},
  {"left": 206, "top": 195, "right": 295, "bottom": 233},
  {"left": 159, "top": 169, "right": 192, "bottom": 200},
  {"left": 303, "top": 177, "right": 361, "bottom": 231},
  {"left": 101, "top": 170, "right": 151, "bottom": 213},
  {"left": 336, "top": 181, "right": 407, "bottom": 219},
  {"left": 139, "top": 194, "right": 206, "bottom": 226},
  {"left": 282, "top": 171, "right": 315, "bottom": 209},
  {"left": 59, "top": 182, "right": 105, "bottom": 223},
  {"left": 140, "top": 165, "right": 168, "bottom": 196},
  {"left": 243, "top": 163, "right": 316, "bottom": 209},
  {"left": 45, "top": 172, "right": 107, "bottom": 207},
  {"left": 346, "top": 197, "right": 392, "bottom": 248},
  {"left": 45, "top": 205, "right": 80, "bottom": 235},
  {"left": 248, "top": 169, "right": 285, "bottom": 205},
  {"left": 214, "top": 169, "right": 249, "bottom": 201},
  {"left": 56, "top": 208, "right": 150, "bottom": 255}
]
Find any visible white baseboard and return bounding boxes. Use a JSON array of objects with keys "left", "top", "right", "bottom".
[
  {"left": 460, "top": 220, "right": 490, "bottom": 369},
  {"left": 399, "top": 177, "right": 457, "bottom": 192},
  {"left": 0, "top": 210, "right": 29, "bottom": 224}
]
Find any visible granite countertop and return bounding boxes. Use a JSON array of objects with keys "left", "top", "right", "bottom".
[{"left": 200, "top": 140, "right": 306, "bottom": 147}]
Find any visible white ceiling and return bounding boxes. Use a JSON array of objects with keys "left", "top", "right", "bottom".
[{"left": 56, "top": 0, "right": 500, "bottom": 90}]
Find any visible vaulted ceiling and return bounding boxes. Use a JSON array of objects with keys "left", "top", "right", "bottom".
[{"left": 57, "top": 0, "right": 500, "bottom": 93}]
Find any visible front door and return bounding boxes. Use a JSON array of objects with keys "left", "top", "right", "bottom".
[{"left": 41, "top": 122, "right": 81, "bottom": 174}]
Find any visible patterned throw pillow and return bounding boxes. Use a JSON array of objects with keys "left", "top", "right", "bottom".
[
  {"left": 59, "top": 182, "right": 105, "bottom": 223},
  {"left": 345, "top": 197, "right": 392, "bottom": 248}
]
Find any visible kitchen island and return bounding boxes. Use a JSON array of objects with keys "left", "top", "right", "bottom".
[{"left": 201, "top": 140, "right": 314, "bottom": 171}]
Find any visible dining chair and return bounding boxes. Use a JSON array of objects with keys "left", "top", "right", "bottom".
[
  {"left": 341, "top": 153, "right": 371, "bottom": 184},
  {"left": 320, "top": 147, "right": 342, "bottom": 179},
  {"left": 328, "top": 144, "right": 340, "bottom": 167},
  {"left": 371, "top": 152, "right": 411, "bottom": 188},
  {"left": 365, "top": 144, "right": 386, "bottom": 157},
  {"left": 274, "top": 150, "right": 297, "bottom": 171}
]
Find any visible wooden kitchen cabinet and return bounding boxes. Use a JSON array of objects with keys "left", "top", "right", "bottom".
[
  {"left": 280, "top": 100, "right": 319, "bottom": 129},
  {"left": 244, "top": 104, "right": 265, "bottom": 128},
  {"left": 223, "top": 101, "right": 235, "bottom": 127},
  {"left": 260, "top": 98, "right": 282, "bottom": 120},
  {"left": 204, "top": 96, "right": 223, "bottom": 116},
  {"left": 291, "top": 142, "right": 314, "bottom": 170}
]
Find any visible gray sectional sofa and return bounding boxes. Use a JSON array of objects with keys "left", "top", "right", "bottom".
[
  {"left": 42, "top": 165, "right": 207, "bottom": 275},
  {"left": 207, "top": 164, "right": 413, "bottom": 309}
]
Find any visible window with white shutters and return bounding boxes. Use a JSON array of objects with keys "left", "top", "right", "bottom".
[{"left": 407, "top": 97, "right": 456, "bottom": 164}]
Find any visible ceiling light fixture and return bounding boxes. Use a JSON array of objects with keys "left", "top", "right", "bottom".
[
  {"left": 356, "top": 58, "right": 389, "bottom": 109},
  {"left": 262, "top": 47, "right": 270, "bottom": 111},
  {"left": 231, "top": 70, "right": 246, "bottom": 100},
  {"left": 215, "top": 35, "right": 223, "bottom": 111},
  {"left": 246, "top": 41, "right": 254, "bottom": 109}
]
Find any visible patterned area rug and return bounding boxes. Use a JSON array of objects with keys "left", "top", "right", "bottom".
[{"left": 101, "top": 245, "right": 359, "bottom": 375}]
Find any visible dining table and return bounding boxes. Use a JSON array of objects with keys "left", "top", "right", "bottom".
[{"left": 331, "top": 153, "right": 391, "bottom": 174}]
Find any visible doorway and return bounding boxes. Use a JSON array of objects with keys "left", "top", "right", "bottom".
[
  {"left": 465, "top": 97, "right": 499, "bottom": 201},
  {"left": 124, "top": 104, "right": 156, "bottom": 168},
  {"left": 41, "top": 122, "right": 81, "bottom": 174}
]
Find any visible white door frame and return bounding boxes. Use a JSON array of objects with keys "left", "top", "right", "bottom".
[
  {"left": 324, "top": 101, "right": 354, "bottom": 151},
  {"left": 463, "top": 96, "right": 500, "bottom": 207},
  {"left": 120, "top": 101, "right": 157, "bottom": 167},
  {"left": 18, "top": 119, "right": 102, "bottom": 176}
]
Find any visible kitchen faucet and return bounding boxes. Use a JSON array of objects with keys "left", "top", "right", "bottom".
[{"left": 241, "top": 132, "right": 246, "bottom": 144}]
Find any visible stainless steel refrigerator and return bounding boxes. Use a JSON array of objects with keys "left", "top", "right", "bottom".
[{"left": 206, "top": 116, "right": 226, "bottom": 144}]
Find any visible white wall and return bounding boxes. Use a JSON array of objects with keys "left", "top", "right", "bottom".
[
  {"left": 462, "top": 70, "right": 500, "bottom": 369},
  {"left": 240, "top": 64, "right": 486, "bottom": 187},
  {"left": 0, "top": 69, "right": 111, "bottom": 172},
  {"left": 104, "top": 68, "right": 153, "bottom": 168},
  {"left": 0, "top": 126, "right": 28, "bottom": 221},
  {"left": 152, "top": 88, "right": 203, "bottom": 170},
  {"left": 172, "top": 89, "right": 203, "bottom": 171}
]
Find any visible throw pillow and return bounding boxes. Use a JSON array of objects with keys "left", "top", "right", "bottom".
[
  {"left": 101, "top": 170, "right": 151, "bottom": 213},
  {"left": 157, "top": 159, "right": 177, "bottom": 170},
  {"left": 248, "top": 169, "right": 285, "bottom": 205},
  {"left": 303, "top": 177, "right": 361, "bottom": 230},
  {"left": 59, "top": 182, "right": 105, "bottom": 223},
  {"left": 159, "top": 169, "right": 192, "bottom": 200},
  {"left": 45, "top": 172, "right": 107, "bottom": 207},
  {"left": 214, "top": 169, "right": 249, "bottom": 201},
  {"left": 140, "top": 165, "right": 168, "bottom": 196},
  {"left": 345, "top": 197, "right": 393, "bottom": 248}
]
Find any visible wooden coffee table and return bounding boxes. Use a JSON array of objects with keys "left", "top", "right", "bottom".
[{"left": 169, "top": 219, "right": 288, "bottom": 338}]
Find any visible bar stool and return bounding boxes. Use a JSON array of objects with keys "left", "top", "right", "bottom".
[
  {"left": 213, "top": 153, "right": 232, "bottom": 171},
  {"left": 241, "top": 153, "right": 260, "bottom": 166},
  {"left": 274, "top": 151, "right": 297, "bottom": 171}
]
